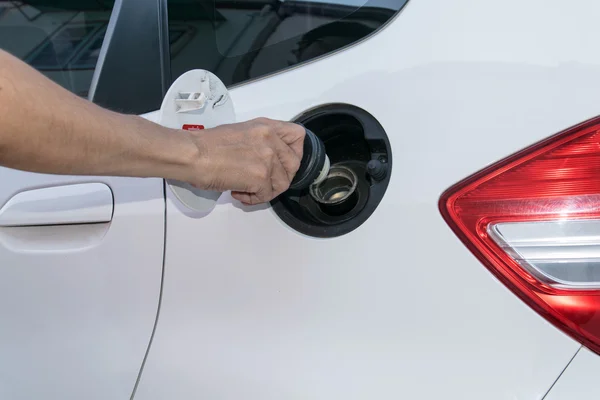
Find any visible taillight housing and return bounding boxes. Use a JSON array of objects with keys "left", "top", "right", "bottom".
[{"left": 440, "top": 115, "right": 600, "bottom": 354}]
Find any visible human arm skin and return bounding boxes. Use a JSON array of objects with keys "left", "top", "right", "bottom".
[{"left": 0, "top": 50, "right": 304, "bottom": 205}]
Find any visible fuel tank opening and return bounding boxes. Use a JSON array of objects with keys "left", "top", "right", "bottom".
[
  {"left": 309, "top": 165, "right": 358, "bottom": 216},
  {"left": 271, "top": 103, "right": 392, "bottom": 238}
]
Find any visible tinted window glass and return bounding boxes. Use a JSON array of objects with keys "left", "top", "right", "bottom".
[
  {"left": 168, "top": 0, "right": 408, "bottom": 87},
  {"left": 0, "top": 1, "right": 114, "bottom": 97}
]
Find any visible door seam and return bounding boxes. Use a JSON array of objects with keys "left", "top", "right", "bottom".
[
  {"left": 129, "top": 178, "right": 168, "bottom": 400},
  {"left": 541, "top": 346, "right": 582, "bottom": 399}
]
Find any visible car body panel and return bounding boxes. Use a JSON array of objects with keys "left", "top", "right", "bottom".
[
  {"left": 546, "top": 348, "right": 600, "bottom": 400},
  {"left": 0, "top": 172, "right": 164, "bottom": 400},
  {"left": 133, "top": 0, "right": 600, "bottom": 398}
]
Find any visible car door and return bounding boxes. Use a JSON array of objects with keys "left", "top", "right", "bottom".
[
  {"left": 0, "top": 2, "right": 165, "bottom": 399},
  {"left": 132, "top": 0, "right": 600, "bottom": 399}
]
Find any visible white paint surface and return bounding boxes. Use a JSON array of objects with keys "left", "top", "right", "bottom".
[
  {"left": 134, "top": 0, "right": 600, "bottom": 399},
  {"left": 0, "top": 183, "right": 113, "bottom": 227},
  {"left": 546, "top": 348, "right": 600, "bottom": 400},
  {"left": 0, "top": 172, "right": 164, "bottom": 400}
]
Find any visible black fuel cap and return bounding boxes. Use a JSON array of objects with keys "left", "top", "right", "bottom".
[{"left": 289, "top": 126, "right": 328, "bottom": 190}]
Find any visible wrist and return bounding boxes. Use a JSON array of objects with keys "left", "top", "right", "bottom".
[
  {"left": 125, "top": 114, "right": 202, "bottom": 183},
  {"left": 160, "top": 128, "right": 204, "bottom": 183}
]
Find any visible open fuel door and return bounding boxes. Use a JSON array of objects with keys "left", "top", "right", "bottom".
[{"left": 158, "top": 70, "right": 236, "bottom": 212}]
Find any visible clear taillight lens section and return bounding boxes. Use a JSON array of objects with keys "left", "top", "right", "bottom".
[
  {"left": 440, "top": 116, "right": 600, "bottom": 354},
  {"left": 490, "top": 220, "right": 600, "bottom": 289}
]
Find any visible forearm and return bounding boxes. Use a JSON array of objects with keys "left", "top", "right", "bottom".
[
  {"left": 0, "top": 50, "right": 305, "bottom": 205},
  {"left": 0, "top": 50, "right": 195, "bottom": 180}
]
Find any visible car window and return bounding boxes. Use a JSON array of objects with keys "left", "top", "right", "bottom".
[
  {"left": 168, "top": 0, "right": 408, "bottom": 87},
  {"left": 0, "top": 1, "right": 114, "bottom": 98}
]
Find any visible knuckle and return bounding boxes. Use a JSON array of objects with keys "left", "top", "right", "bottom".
[
  {"left": 253, "top": 117, "right": 271, "bottom": 125},
  {"left": 260, "top": 167, "right": 270, "bottom": 181},
  {"left": 251, "top": 118, "right": 275, "bottom": 136},
  {"left": 261, "top": 146, "right": 275, "bottom": 159},
  {"left": 250, "top": 125, "right": 271, "bottom": 141},
  {"left": 248, "top": 182, "right": 261, "bottom": 193},
  {"left": 251, "top": 164, "right": 270, "bottom": 181}
]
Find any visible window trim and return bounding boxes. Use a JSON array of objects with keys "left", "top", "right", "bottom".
[{"left": 89, "top": 0, "right": 171, "bottom": 114}]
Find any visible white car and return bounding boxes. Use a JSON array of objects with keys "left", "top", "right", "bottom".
[{"left": 1, "top": 0, "right": 599, "bottom": 399}]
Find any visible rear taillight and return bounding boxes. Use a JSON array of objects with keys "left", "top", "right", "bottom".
[{"left": 440, "top": 116, "right": 600, "bottom": 354}]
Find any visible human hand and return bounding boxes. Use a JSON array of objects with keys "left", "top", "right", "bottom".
[{"left": 183, "top": 118, "right": 305, "bottom": 205}]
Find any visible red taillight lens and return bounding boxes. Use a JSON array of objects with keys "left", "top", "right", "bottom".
[{"left": 440, "top": 115, "right": 600, "bottom": 354}]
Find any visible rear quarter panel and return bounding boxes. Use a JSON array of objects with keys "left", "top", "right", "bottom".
[{"left": 135, "top": 0, "right": 600, "bottom": 398}]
